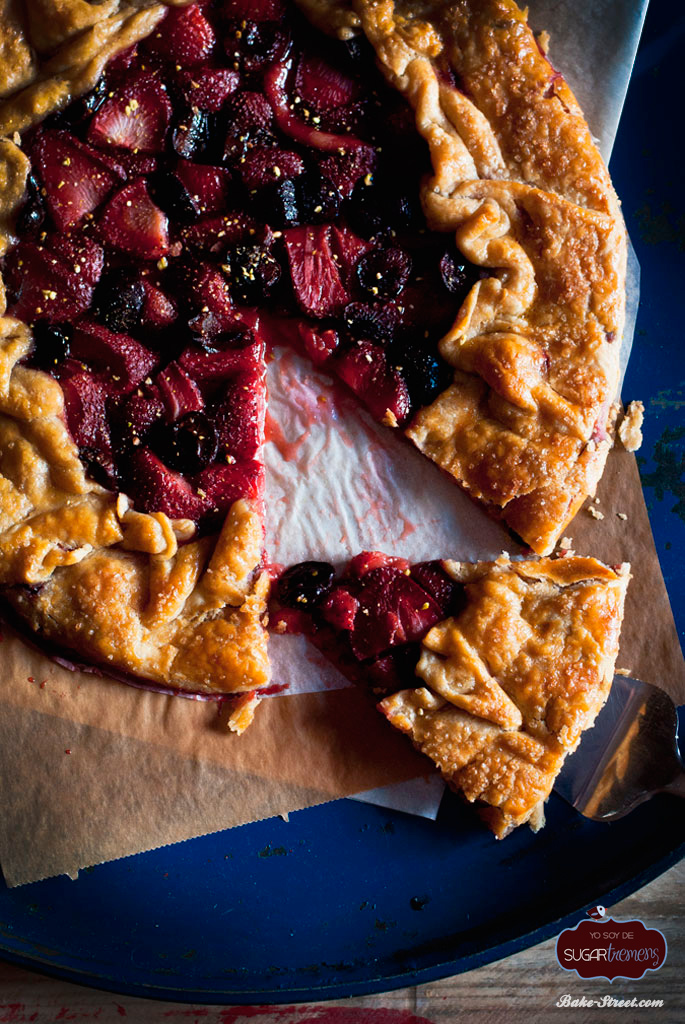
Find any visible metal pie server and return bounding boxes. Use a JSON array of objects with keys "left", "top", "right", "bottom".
[{"left": 554, "top": 675, "right": 685, "bottom": 821}]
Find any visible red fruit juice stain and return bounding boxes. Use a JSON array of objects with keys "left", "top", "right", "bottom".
[{"left": 265, "top": 410, "right": 312, "bottom": 462}]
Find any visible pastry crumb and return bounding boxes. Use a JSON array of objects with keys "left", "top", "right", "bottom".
[
  {"left": 587, "top": 506, "right": 604, "bottom": 520},
  {"left": 618, "top": 400, "right": 644, "bottom": 452},
  {"left": 615, "top": 667, "right": 632, "bottom": 677},
  {"left": 616, "top": 512, "right": 628, "bottom": 521}
]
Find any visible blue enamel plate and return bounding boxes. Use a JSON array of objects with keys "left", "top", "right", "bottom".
[{"left": 1, "top": 0, "right": 683, "bottom": 1004}]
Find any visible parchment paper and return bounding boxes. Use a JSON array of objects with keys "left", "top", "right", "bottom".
[{"left": 2, "top": 0, "right": 682, "bottom": 888}]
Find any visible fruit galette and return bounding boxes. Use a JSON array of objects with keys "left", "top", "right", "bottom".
[
  {"left": 271, "top": 552, "right": 629, "bottom": 837},
  {"left": 0, "top": 0, "right": 628, "bottom": 750}
]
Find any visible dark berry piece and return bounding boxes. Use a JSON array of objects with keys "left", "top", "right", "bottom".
[
  {"left": 227, "top": 244, "right": 281, "bottom": 304},
  {"left": 295, "top": 169, "right": 342, "bottom": 223},
  {"left": 92, "top": 272, "right": 146, "bottom": 334},
  {"left": 439, "top": 250, "right": 479, "bottom": 297},
  {"left": 263, "top": 178, "right": 300, "bottom": 228},
  {"left": 277, "top": 561, "right": 336, "bottom": 609},
  {"left": 357, "top": 246, "right": 412, "bottom": 300},
  {"left": 16, "top": 172, "right": 45, "bottom": 235},
  {"left": 390, "top": 338, "right": 452, "bottom": 409},
  {"left": 45, "top": 78, "right": 108, "bottom": 129},
  {"left": 224, "top": 19, "right": 288, "bottom": 74},
  {"left": 343, "top": 301, "right": 398, "bottom": 344},
  {"left": 172, "top": 107, "right": 212, "bottom": 160},
  {"left": 31, "top": 323, "right": 71, "bottom": 368},
  {"left": 346, "top": 177, "right": 385, "bottom": 238},
  {"left": 147, "top": 170, "right": 197, "bottom": 223},
  {"left": 80, "top": 446, "right": 119, "bottom": 490},
  {"left": 152, "top": 411, "right": 218, "bottom": 475}
]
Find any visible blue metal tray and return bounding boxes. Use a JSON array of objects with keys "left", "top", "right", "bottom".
[{"left": 1, "top": 0, "right": 683, "bottom": 1003}]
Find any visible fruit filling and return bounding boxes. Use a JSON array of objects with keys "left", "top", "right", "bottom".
[
  {"left": 271, "top": 552, "right": 466, "bottom": 693},
  {"left": 4, "top": 0, "right": 480, "bottom": 527}
]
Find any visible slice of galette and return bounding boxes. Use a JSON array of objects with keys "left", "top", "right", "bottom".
[
  {"left": 271, "top": 552, "right": 629, "bottom": 837},
  {"left": 0, "top": 0, "right": 626, "bottom": 712}
]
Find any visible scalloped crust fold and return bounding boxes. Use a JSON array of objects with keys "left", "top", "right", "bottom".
[
  {"left": 379, "top": 555, "right": 630, "bottom": 837},
  {"left": 301, "top": 0, "right": 627, "bottom": 555}
]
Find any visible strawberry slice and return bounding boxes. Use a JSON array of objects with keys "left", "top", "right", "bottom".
[
  {"left": 330, "top": 226, "right": 371, "bottom": 287},
  {"left": 89, "top": 71, "right": 172, "bottom": 153},
  {"left": 179, "top": 68, "right": 239, "bottom": 111},
  {"left": 195, "top": 460, "right": 264, "bottom": 513},
  {"left": 410, "top": 561, "right": 465, "bottom": 617},
  {"left": 129, "top": 447, "right": 204, "bottom": 520},
  {"left": 335, "top": 341, "right": 411, "bottom": 426},
  {"left": 238, "top": 146, "right": 304, "bottom": 190},
  {"left": 215, "top": 375, "right": 264, "bottom": 460},
  {"left": 264, "top": 60, "right": 369, "bottom": 153},
  {"left": 5, "top": 234, "right": 103, "bottom": 324},
  {"left": 284, "top": 225, "right": 350, "bottom": 318},
  {"left": 119, "top": 384, "right": 165, "bottom": 443},
  {"left": 33, "top": 130, "right": 121, "bottom": 230},
  {"left": 179, "top": 345, "right": 260, "bottom": 386},
  {"left": 175, "top": 162, "right": 232, "bottom": 215},
  {"left": 180, "top": 212, "right": 257, "bottom": 254},
  {"left": 70, "top": 320, "right": 158, "bottom": 390},
  {"left": 141, "top": 280, "right": 178, "bottom": 328},
  {"left": 145, "top": 5, "right": 216, "bottom": 67},
  {"left": 297, "top": 323, "right": 339, "bottom": 365},
  {"left": 320, "top": 586, "right": 359, "bottom": 631},
  {"left": 347, "top": 566, "right": 443, "bottom": 660},
  {"left": 295, "top": 56, "right": 360, "bottom": 111},
  {"left": 156, "top": 362, "right": 204, "bottom": 420},
  {"left": 60, "top": 367, "right": 112, "bottom": 454},
  {"left": 349, "top": 551, "right": 411, "bottom": 577},
  {"left": 97, "top": 179, "right": 169, "bottom": 259},
  {"left": 319, "top": 146, "right": 377, "bottom": 198}
]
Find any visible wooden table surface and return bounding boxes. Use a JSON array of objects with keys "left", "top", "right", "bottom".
[{"left": 0, "top": 859, "right": 681, "bottom": 1023}]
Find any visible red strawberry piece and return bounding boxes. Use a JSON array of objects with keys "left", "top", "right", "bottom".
[
  {"left": 141, "top": 280, "right": 178, "bottom": 328},
  {"left": 106, "top": 43, "right": 138, "bottom": 76},
  {"left": 89, "top": 71, "right": 172, "bottom": 153},
  {"left": 335, "top": 341, "right": 411, "bottom": 425},
  {"left": 195, "top": 459, "right": 264, "bottom": 513},
  {"left": 297, "top": 323, "right": 339, "bottom": 365},
  {"left": 410, "top": 561, "right": 464, "bottom": 617},
  {"left": 225, "top": 90, "right": 274, "bottom": 138},
  {"left": 179, "top": 68, "right": 240, "bottom": 112},
  {"left": 270, "top": 606, "right": 311, "bottom": 636},
  {"left": 129, "top": 447, "right": 204, "bottom": 520},
  {"left": 239, "top": 146, "right": 304, "bottom": 190},
  {"left": 5, "top": 234, "right": 103, "bottom": 324},
  {"left": 320, "top": 586, "right": 359, "bottom": 631},
  {"left": 33, "top": 130, "right": 121, "bottom": 230},
  {"left": 366, "top": 646, "right": 421, "bottom": 692},
  {"left": 175, "top": 162, "right": 232, "bottom": 214},
  {"left": 264, "top": 60, "right": 369, "bottom": 153},
  {"left": 119, "top": 384, "right": 165, "bottom": 442},
  {"left": 215, "top": 375, "right": 264, "bottom": 460},
  {"left": 349, "top": 566, "right": 443, "bottom": 660},
  {"left": 349, "top": 551, "right": 411, "bottom": 577},
  {"left": 221, "top": 0, "right": 285, "bottom": 19},
  {"left": 156, "top": 362, "right": 204, "bottom": 420},
  {"left": 114, "top": 151, "right": 159, "bottom": 178},
  {"left": 97, "top": 179, "right": 169, "bottom": 259},
  {"left": 295, "top": 56, "right": 360, "bottom": 111},
  {"left": 319, "top": 145, "right": 377, "bottom": 198},
  {"left": 60, "top": 367, "right": 112, "bottom": 455},
  {"left": 179, "top": 344, "right": 259, "bottom": 386},
  {"left": 329, "top": 226, "right": 371, "bottom": 287},
  {"left": 284, "top": 225, "right": 350, "bottom": 318},
  {"left": 145, "top": 5, "right": 215, "bottom": 67},
  {"left": 70, "top": 320, "right": 158, "bottom": 390},
  {"left": 180, "top": 211, "right": 257, "bottom": 254}
]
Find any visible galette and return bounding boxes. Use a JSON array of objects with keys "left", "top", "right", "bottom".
[{"left": 0, "top": 0, "right": 626, "bottom": 729}]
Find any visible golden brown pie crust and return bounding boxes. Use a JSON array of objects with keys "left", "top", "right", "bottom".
[
  {"left": 300, "top": 0, "right": 627, "bottom": 555},
  {"left": 379, "top": 555, "right": 630, "bottom": 837},
  {"left": 0, "top": 0, "right": 626, "bottom": 719}
]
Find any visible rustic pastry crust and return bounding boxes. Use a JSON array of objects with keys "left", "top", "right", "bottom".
[
  {"left": 0, "top": 1, "right": 270, "bottom": 708},
  {"left": 301, "top": 0, "right": 627, "bottom": 554},
  {"left": 379, "top": 556, "right": 630, "bottom": 837}
]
